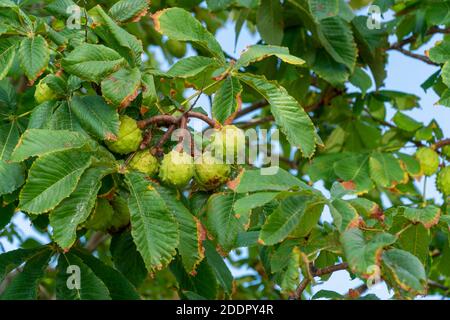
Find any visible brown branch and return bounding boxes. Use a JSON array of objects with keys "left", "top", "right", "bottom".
[
  {"left": 293, "top": 262, "right": 349, "bottom": 299},
  {"left": 186, "top": 111, "right": 218, "bottom": 128},
  {"left": 434, "top": 138, "right": 450, "bottom": 150},
  {"left": 138, "top": 112, "right": 218, "bottom": 130},
  {"left": 137, "top": 115, "right": 179, "bottom": 129},
  {"left": 140, "top": 129, "right": 153, "bottom": 150},
  {"left": 389, "top": 46, "right": 438, "bottom": 66},
  {"left": 152, "top": 125, "right": 176, "bottom": 156}
]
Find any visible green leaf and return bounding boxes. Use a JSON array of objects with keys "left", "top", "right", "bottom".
[
  {"left": 0, "top": 41, "right": 16, "bottom": 80},
  {"left": 441, "top": 62, "right": 450, "bottom": 88},
  {"left": 141, "top": 73, "right": 157, "bottom": 108},
  {"left": 402, "top": 206, "right": 441, "bottom": 229},
  {"left": 257, "top": 0, "right": 284, "bottom": 45},
  {"left": 70, "top": 95, "right": 120, "bottom": 141},
  {"left": 309, "top": 0, "right": 339, "bottom": 21},
  {"left": 233, "top": 167, "right": 309, "bottom": 193},
  {"left": 72, "top": 249, "right": 140, "bottom": 300},
  {"left": 110, "top": 230, "right": 148, "bottom": 287},
  {"left": 152, "top": 183, "right": 204, "bottom": 274},
  {"left": 0, "top": 121, "right": 19, "bottom": 161},
  {"left": 56, "top": 253, "right": 111, "bottom": 300},
  {"left": 212, "top": 76, "right": 242, "bottom": 124},
  {"left": 10, "top": 129, "right": 87, "bottom": 162},
  {"left": 329, "top": 199, "right": 360, "bottom": 232},
  {"left": 166, "top": 56, "right": 218, "bottom": 78},
  {"left": 317, "top": 17, "right": 357, "bottom": 71},
  {"left": 62, "top": 43, "right": 125, "bottom": 83},
  {"left": 428, "top": 40, "right": 450, "bottom": 64},
  {"left": 205, "top": 193, "right": 249, "bottom": 252},
  {"left": 382, "top": 248, "right": 426, "bottom": 294},
  {"left": 0, "top": 247, "right": 45, "bottom": 283},
  {"left": 334, "top": 153, "right": 373, "bottom": 193},
  {"left": 276, "top": 247, "right": 300, "bottom": 294},
  {"left": 349, "top": 67, "right": 372, "bottom": 95},
  {"left": 369, "top": 152, "right": 408, "bottom": 188},
  {"left": 153, "top": 7, "right": 225, "bottom": 62},
  {"left": 101, "top": 68, "right": 141, "bottom": 108},
  {"left": 19, "top": 150, "right": 92, "bottom": 214},
  {"left": 18, "top": 35, "right": 50, "bottom": 83},
  {"left": 89, "top": 5, "right": 143, "bottom": 67},
  {"left": 204, "top": 240, "right": 233, "bottom": 295},
  {"left": 170, "top": 257, "right": 217, "bottom": 300},
  {"left": 392, "top": 112, "right": 422, "bottom": 132},
  {"left": 396, "top": 153, "right": 421, "bottom": 178},
  {"left": 235, "top": 45, "right": 305, "bottom": 69},
  {"left": 109, "top": 0, "right": 149, "bottom": 23},
  {"left": 124, "top": 172, "right": 179, "bottom": 272},
  {"left": 237, "top": 73, "right": 317, "bottom": 157},
  {"left": 50, "top": 167, "right": 113, "bottom": 250},
  {"left": 233, "top": 192, "right": 279, "bottom": 215},
  {"left": 0, "top": 160, "right": 24, "bottom": 196},
  {"left": 0, "top": 248, "right": 52, "bottom": 300},
  {"left": 398, "top": 224, "right": 430, "bottom": 265},
  {"left": 311, "top": 49, "right": 350, "bottom": 85},
  {"left": 340, "top": 228, "right": 396, "bottom": 276},
  {"left": 259, "top": 193, "right": 324, "bottom": 245}
]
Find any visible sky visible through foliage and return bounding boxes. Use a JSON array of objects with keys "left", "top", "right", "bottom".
[{"left": 2, "top": 8, "right": 449, "bottom": 299}]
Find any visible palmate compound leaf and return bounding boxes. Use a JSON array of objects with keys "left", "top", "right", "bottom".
[
  {"left": 61, "top": 43, "right": 126, "bottom": 83},
  {"left": 19, "top": 150, "right": 92, "bottom": 214},
  {"left": 153, "top": 7, "right": 225, "bottom": 63},
  {"left": 259, "top": 192, "right": 326, "bottom": 245},
  {"left": 234, "top": 45, "right": 305, "bottom": 69},
  {"left": 56, "top": 253, "right": 111, "bottom": 300},
  {"left": 124, "top": 172, "right": 179, "bottom": 272},
  {"left": 237, "top": 73, "right": 318, "bottom": 158},
  {"left": 340, "top": 228, "right": 396, "bottom": 277},
  {"left": 10, "top": 129, "right": 87, "bottom": 162},
  {"left": 49, "top": 166, "right": 115, "bottom": 250},
  {"left": 212, "top": 76, "right": 242, "bottom": 124},
  {"left": 205, "top": 193, "right": 251, "bottom": 253},
  {"left": 0, "top": 248, "right": 53, "bottom": 300},
  {"left": 69, "top": 95, "right": 120, "bottom": 141},
  {"left": 382, "top": 248, "right": 427, "bottom": 295},
  {"left": 151, "top": 182, "right": 204, "bottom": 274}
]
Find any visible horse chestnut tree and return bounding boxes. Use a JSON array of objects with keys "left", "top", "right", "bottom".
[{"left": 0, "top": 0, "right": 449, "bottom": 300}]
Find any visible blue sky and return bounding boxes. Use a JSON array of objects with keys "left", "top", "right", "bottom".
[{"left": 1, "top": 7, "right": 449, "bottom": 299}]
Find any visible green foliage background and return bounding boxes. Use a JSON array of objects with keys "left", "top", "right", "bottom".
[{"left": 0, "top": 0, "right": 449, "bottom": 300}]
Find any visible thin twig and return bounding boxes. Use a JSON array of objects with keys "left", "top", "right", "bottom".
[{"left": 293, "top": 262, "right": 349, "bottom": 299}]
